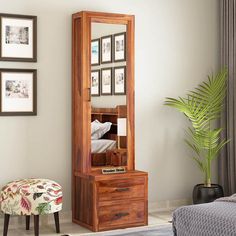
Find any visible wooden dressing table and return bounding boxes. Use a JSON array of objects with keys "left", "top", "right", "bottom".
[{"left": 72, "top": 11, "right": 148, "bottom": 232}]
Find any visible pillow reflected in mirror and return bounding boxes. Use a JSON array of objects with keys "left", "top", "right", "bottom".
[{"left": 91, "top": 119, "right": 112, "bottom": 140}]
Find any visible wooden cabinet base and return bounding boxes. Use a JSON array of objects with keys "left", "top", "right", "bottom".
[{"left": 72, "top": 171, "right": 148, "bottom": 232}]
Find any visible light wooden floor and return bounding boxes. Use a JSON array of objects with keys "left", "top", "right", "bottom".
[{"left": 3, "top": 211, "right": 172, "bottom": 236}]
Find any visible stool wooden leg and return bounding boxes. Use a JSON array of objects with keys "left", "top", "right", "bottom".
[
  {"left": 3, "top": 214, "right": 10, "bottom": 236},
  {"left": 34, "top": 215, "right": 39, "bottom": 236},
  {"left": 26, "top": 216, "right": 30, "bottom": 230},
  {"left": 54, "top": 212, "right": 60, "bottom": 233}
]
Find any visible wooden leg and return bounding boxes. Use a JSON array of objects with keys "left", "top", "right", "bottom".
[
  {"left": 26, "top": 215, "right": 30, "bottom": 230},
  {"left": 34, "top": 215, "right": 39, "bottom": 236},
  {"left": 54, "top": 212, "right": 60, "bottom": 233},
  {"left": 3, "top": 214, "right": 10, "bottom": 236}
]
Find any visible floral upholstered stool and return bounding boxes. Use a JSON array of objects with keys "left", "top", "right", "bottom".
[{"left": 0, "top": 178, "right": 62, "bottom": 236}]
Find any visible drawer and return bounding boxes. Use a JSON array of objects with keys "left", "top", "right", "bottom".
[
  {"left": 98, "top": 200, "right": 145, "bottom": 230},
  {"left": 97, "top": 177, "right": 145, "bottom": 202}
]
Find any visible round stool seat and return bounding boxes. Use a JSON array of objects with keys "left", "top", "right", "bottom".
[{"left": 0, "top": 178, "right": 62, "bottom": 215}]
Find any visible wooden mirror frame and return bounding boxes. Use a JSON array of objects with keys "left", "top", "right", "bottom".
[{"left": 72, "top": 11, "right": 135, "bottom": 174}]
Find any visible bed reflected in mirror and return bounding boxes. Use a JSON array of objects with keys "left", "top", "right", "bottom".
[{"left": 91, "top": 22, "right": 127, "bottom": 168}]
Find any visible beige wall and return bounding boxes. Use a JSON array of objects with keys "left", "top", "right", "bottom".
[{"left": 0, "top": 0, "right": 219, "bottom": 211}]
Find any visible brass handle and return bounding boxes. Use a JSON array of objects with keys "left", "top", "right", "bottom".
[
  {"left": 114, "top": 212, "right": 129, "bottom": 219},
  {"left": 116, "top": 187, "right": 130, "bottom": 192}
]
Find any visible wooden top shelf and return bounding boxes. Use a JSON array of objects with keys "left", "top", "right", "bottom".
[{"left": 74, "top": 170, "right": 148, "bottom": 181}]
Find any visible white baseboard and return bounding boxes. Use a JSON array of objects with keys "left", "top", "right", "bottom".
[
  {"left": 0, "top": 199, "right": 191, "bottom": 229},
  {"left": 148, "top": 199, "right": 192, "bottom": 213}
]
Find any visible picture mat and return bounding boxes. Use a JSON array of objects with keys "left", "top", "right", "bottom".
[
  {"left": 114, "top": 68, "right": 125, "bottom": 93},
  {"left": 102, "top": 70, "right": 112, "bottom": 93},
  {"left": 102, "top": 37, "right": 111, "bottom": 62},
  {"left": 91, "top": 40, "right": 99, "bottom": 64},
  {"left": 1, "top": 17, "right": 33, "bottom": 58},
  {"left": 91, "top": 71, "right": 99, "bottom": 95},
  {"left": 115, "top": 34, "right": 125, "bottom": 60},
  {"left": 1, "top": 72, "right": 33, "bottom": 112}
]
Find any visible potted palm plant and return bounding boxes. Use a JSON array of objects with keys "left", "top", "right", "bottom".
[{"left": 164, "top": 69, "right": 229, "bottom": 204}]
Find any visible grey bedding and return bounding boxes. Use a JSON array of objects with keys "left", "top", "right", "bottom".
[
  {"left": 91, "top": 139, "right": 116, "bottom": 153},
  {"left": 173, "top": 195, "right": 236, "bottom": 236}
]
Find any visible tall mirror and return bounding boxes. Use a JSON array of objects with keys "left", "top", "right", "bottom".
[{"left": 90, "top": 23, "right": 127, "bottom": 168}]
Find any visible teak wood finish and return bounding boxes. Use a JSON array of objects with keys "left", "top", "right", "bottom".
[{"left": 72, "top": 11, "right": 148, "bottom": 232}]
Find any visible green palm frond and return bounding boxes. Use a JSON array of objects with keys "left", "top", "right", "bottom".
[{"left": 164, "top": 68, "right": 229, "bottom": 186}]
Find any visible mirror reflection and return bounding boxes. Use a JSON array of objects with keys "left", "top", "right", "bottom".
[{"left": 91, "top": 23, "right": 127, "bottom": 168}]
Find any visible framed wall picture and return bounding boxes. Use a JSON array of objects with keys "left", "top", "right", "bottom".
[
  {"left": 91, "top": 70, "right": 100, "bottom": 96},
  {"left": 0, "top": 13, "right": 37, "bottom": 62},
  {"left": 101, "top": 35, "right": 112, "bottom": 64},
  {"left": 114, "top": 66, "right": 126, "bottom": 95},
  {"left": 91, "top": 38, "right": 100, "bottom": 65},
  {"left": 0, "top": 69, "right": 37, "bottom": 116},
  {"left": 101, "top": 68, "right": 112, "bottom": 95},
  {"left": 114, "top": 32, "right": 126, "bottom": 62}
]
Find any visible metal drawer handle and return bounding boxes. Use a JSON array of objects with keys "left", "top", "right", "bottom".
[
  {"left": 116, "top": 187, "right": 130, "bottom": 192},
  {"left": 114, "top": 212, "right": 129, "bottom": 219}
]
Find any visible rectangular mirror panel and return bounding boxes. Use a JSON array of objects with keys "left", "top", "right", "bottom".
[{"left": 91, "top": 23, "right": 127, "bottom": 168}]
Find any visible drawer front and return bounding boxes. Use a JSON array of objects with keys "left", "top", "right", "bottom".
[
  {"left": 98, "top": 201, "right": 145, "bottom": 230},
  {"left": 98, "top": 177, "right": 145, "bottom": 202}
]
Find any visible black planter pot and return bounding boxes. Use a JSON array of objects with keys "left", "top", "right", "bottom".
[{"left": 193, "top": 184, "right": 224, "bottom": 204}]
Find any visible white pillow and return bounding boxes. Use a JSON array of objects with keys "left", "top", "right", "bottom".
[
  {"left": 91, "top": 120, "right": 100, "bottom": 135},
  {"left": 91, "top": 120, "right": 112, "bottom": 140}
]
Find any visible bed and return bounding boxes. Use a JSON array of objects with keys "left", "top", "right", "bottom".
[
  {"left": 91, "top": 139, "right": 116, "bottom": 153},
  {"left": 172, "top": 194, "right": 236, "bottom": 236}
]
